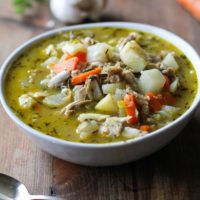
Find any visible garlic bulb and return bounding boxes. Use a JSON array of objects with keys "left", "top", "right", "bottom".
[{"left": 50, "top": 0, "right": 107, "bottom": 24}]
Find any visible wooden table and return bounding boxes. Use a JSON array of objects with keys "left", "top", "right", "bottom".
[{"left": 0, "top": 0, "right": 200, "bottom": 199}]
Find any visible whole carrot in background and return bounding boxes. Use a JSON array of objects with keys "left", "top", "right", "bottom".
[{"left": 177, "top": 0, "right": 200, "bottom": 21}]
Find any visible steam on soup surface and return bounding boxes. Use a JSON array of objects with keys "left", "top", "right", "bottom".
[{"left": 5, "top": 27, "right": 197, "bottom": 143}]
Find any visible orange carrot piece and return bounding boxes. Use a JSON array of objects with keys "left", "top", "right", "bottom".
[
  {"left": 164, "top": 75, "right": 170, "bottom": 91},
  {"left": 146, "top": 92, "right": 164, "bottom": 112},
  {"left": 177, "top": 0, "right": 200, "bottom": 21},
  {"left": 146, "top": 91, "right": 175, "bottom": 112},
  {"left": 124, "top": 94, "right": 139, "bottom": 124},
  {"left": 71, "top": 67, "right": 102, "bottom": 85},
  {"left": 74, "top": 52, "right": 87, "bottom": 62},
  {"left": 62, "top": 52, "right": 86, "bottom": 62},
  {"left": 139, "top": 125, "right": 151, "bottom": 132},
  {"left": 50, "top": 57, "right": 79, "bottom": 74},
  {"left": 163, "top": 92, "right": 176, "bottom": 105}
]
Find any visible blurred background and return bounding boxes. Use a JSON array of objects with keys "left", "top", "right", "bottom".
[
  {"left": 0, "top": 0, "right": 200, "bottom": 62},
  {"left": 1, "top": 0, "right": 199, "bottom": 69}
]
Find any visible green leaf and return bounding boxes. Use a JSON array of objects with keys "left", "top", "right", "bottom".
[
  {"left": 13, "top": 0, "right": 25, "bottom": 4},
  {"left": 12, "top": 0, "right": 46, "bottom": 15},
  {"left": 14, "top": 6, "right": 26, "bottom": 14}
]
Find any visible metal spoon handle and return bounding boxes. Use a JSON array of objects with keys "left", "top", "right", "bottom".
[{"left": 29, "top": 195, "right": 65, "bottom": 200}]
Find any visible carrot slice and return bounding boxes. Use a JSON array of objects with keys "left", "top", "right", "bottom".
[
  {"left": 71, "top": 67, "right": 102, "bottom": 85},
  {"left": 139, "top": 125, "right": 151, "bottom": 132},
  {"left": 124, "top": 94, "right": 139, "bottom": 124},
  {"left": 50, "top": 57, "right": 79, "bottom": 74},
  {"left": 146, "top": 92, "right": 164, "bottom": 112}
]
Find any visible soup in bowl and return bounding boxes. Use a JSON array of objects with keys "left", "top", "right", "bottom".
[{"left": 0, "top": 22, "right": 200, "bottom": 166}]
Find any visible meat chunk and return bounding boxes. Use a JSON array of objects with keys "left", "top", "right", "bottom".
[
  {"left": 18, "top": 94, "right": 36, "bottom": 109},
  {"left": 61, "top": 100, "right": 91, "bottom": 117},
  {"left": 105, "top": 65, "right": 138, "bottom": 90},
  {"left": 108, "top": 74, "right": 121, "bottom": 83},
  {"left": 107, "top": 65, "right": 123, "bottom": 76},
  {"left": 147, "top": 54, "right": 161, "bottom": 63},
  {"left": 105, "top": 65, "right": 123, "bottom": 83},
  {"left": 99, "top": 117, "right": 129, "bottom": 137},
  {"left": 161, "top": 67, "right": 176, "bottom": 76},
  {"left": 122, "top": 70, "right": 138, "bottom": 91},
  {"left": 118, "top": 32, "right": 137, "bottom": 50},
  {"left": 85, "top": 76, "right": 103, "bottom": 101},
  {"left": 82, "top": 37, "right": 96, "bottom": 46},
  {"left": 73, "top": 85, "right": 87, "bottom": 101}
]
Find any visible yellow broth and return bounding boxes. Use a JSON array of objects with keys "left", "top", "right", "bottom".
[{"left": 5, "top": 27, "right": 198, "bottom": 143}]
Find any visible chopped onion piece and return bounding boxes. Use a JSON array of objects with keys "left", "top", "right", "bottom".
[
  {"left": 161, "top": 53, "right": 179, "bottom": 71},
  {"left": 170, "top": 78, "right": 179, "bottom": 93}
]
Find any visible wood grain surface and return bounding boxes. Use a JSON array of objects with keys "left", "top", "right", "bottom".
[{"left": 0, "top": 0, "right": 200, "bottom": 199}]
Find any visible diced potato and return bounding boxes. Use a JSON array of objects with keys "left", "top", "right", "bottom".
[
  {"left": 102, "top": 82, "right": 125, "bottom": 95},
  {"left": 95, "top": 94, "right": 118, "bottom": 114},
  {"left": 138, "top": 69, "right": 166, "bottom": 93},
  {"left": 87, "top": 43, "right": 114, "bottom": 63},
  {"left": 122, "top": 127, "right": 142, "bottom": 138},
  {"left": 18, "top": 94, "right": 36, "bottom": 109},
  {"left": 62, "top": 42, "right": 86, "bottom": 55},
  {"left": 120, "top": 41, "right": 146, "bottom": 72},
  {"left": 162, "top": 53, "right": 179, "bottom": 71}
]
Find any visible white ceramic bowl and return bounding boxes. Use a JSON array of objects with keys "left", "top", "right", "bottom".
[{"left": 0, "top": 22, "right": 200, "bottom": 166}]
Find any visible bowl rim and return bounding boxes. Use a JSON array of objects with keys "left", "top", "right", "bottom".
[{"left": 0, "top": 22, "right": 200, "bottom": 148}]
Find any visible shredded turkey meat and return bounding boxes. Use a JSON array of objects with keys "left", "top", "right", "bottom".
[
  {"left": 73, "top": 85, "right": 87, "bottom": 101},
  {"left": 61, "top": 100, "right": 91, "bottom": 116},
  {"left": 118, "top": 32, "right": 137, "bottom": 50},
  {"left": 85, "top": 75, "right": 103, "bottom": 101}
]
